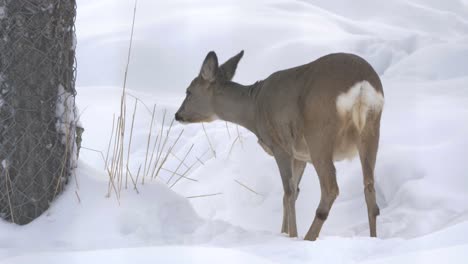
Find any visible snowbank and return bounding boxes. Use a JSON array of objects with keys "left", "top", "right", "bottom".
[{"left": 2, "top": 0, "right": 468, "bottom": 263}]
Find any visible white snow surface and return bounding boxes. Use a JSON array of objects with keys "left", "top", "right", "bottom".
[{"left": 2, "top": 0, "right": 468, "bottom": 263}]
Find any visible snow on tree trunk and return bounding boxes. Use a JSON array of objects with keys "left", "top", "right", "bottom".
[{"left": 0, "top": 0, "right": 81, "bottom": 224}]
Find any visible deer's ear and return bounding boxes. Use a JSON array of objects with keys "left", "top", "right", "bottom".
[
  {"left": 220, "top": 50, "right": 244, "bottom": 81},
  {"left": 200, "top": 51, "right": 219, "bottom": 82}
]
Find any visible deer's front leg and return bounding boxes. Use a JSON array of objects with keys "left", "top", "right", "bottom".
[
  {"left": 274, "top": 151, "right": 298, "bottom": 237},
  {"left": 282, "top": 159, "right": 306, "bottom": 234},
  {"left": 281, "top": 193, "right": 290, "bottom": 234}
]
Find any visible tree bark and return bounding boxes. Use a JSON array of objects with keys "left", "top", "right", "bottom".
[{"left": 0, "top": 0, "right": 79, "bottom": 224}]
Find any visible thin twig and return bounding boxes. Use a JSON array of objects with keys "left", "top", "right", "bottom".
[
  {"left": 146, "top": 134, "right": 159, "bottom": 180},
  {"left": 186, "top": 193, "right": 223, "bottom": 199},
  {"left": 81, "top": 146, "right": 106, "bottom": 162},
  {"left": 197, "top": 148, "right": 212, "bottom": 164},
  {"left": 151, "top": 118, "right": 174, "bottom": 179},
  {"left": 122, "top": 0, "right": 138, "bottom": 93},
  {"left": 73, "top": 168, "right": 79, "bottom": 190},
  {"left": 202, "top": 123, "right": 216, "bottom": 158},
  {"left": 195, "top": 156, "right": 205, "bottom": 166},
  {"left": 81, "top": 147, "right": 120, "bottom": 204},
  {"left": 234, "top": 179, "right": 262, "bottom": 196},
  {"left": 134, "top": 165, "right": 142, "bottom": 188},
  {"left": 153, "top": 128, "right": 184, "bottom": 179},
  {"left": 166, "top": 144, "right": 194, "bottom": 184},
  {"left": 169, "top": 159, "right": 199, "bottom": 188},
  {"left": 75, "top": 190, "right": 81, "bottom": 203},
  {"left": 225, "top": 121, "right": 231, "bottom": 139},
  {"left": 160, "top": 167, "right": 198, "bottom": 182},
  {"left": 228, "top": 136, "right": 240, "bottom": 157},
  {"left": 236, "top": 125, "right": 243, "bottom": 148},
  {"left": 125, "top": 92, "right": 152, "bottom": 114},
  {"left": 169, "top": 152, "right": 191, "bottom": 169}
]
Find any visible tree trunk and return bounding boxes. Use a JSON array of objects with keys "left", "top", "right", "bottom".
[{"left": 0, "top": 0, "right": 80, "bottom": 224}]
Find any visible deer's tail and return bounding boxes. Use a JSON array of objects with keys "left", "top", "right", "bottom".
[{"left": 337, "top": 81, "right": 384, "bottom": 133}]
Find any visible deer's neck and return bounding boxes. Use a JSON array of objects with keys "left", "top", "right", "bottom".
[{"left": 212, "top": 81, "right": 261, "bottom": 134}]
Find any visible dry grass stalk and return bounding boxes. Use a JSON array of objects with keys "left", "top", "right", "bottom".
[
  {"left": 80, "top": 146, "right": 120, "bottom": 203},
  {"left": 125, "top": 92, "right": 152, "bottom": 114},
  {"left": 225, "top": 121, "right": 231, "bottom": 139},
  {"left": 150, "top": 119, "right": 176, "bottom": 179},
  {"left": 195, "top": 156, "right": 205, "bottom": 166},
  {"left": 144, "top": 109, "right": 164, "bottom": 181},
  {"left": 104, "top": 114, "right": 116, "bottom": 169},
  {"left": 202, "top": 123, "right": 216, "bottom": 158},
  {"left": 105, "top": 166, "right": 120, "bottom": 204},
  {"left": 236, "top": 125, "right": 243, "bottom": 148},
  {"left": 194, "top": 148, "right": 212, "bottom": 166},
  {"left": 108, "top": 116, "right": 121, "bottom": 197},
  {"left": 166, "top": 144, "right": 194, "bottom": 184},
  {"left": 109, "top": 116, "right": 122, "bottom": 197},
  {"left": 174, "top": 148, "right": 211, "bottom": 185},
  {"left": 234, "top": 179, "right": 262, "bottom": 196},
  {"left": 126, "top": 165, "right": 140, "bottom": 194},
  {"left": 134, "top": 165, "right": 142, "bottom": 190},
  {"left": 107, "top": 0, "right": 137, "bottom": 198},
  {"left": 156, "top": 109, "right": 167, "bottom": 159},
  {"left": 106, "top": 133, "right": 120, "bottom": 204},
  {"left": 81, "top": 146, "right": 107, "bottom": 164},
  {"left": 228, "top": 136, "right": 240, "bottom": 157},
  {"left": 152, "top": 127, "right": 183, "bottom": 179},
  {"left": 152, "top": 118, "right": 174, "bottom": 179},
  {"left": 75, "top": 190, "right": 81, "bottom": 203},
  {"left": 107, "top": 115, "right": 118, "bottom": 194},
  {"left": 125, "top": 98, "right": 138, "bottom": 189},
  {"left": 122, "top": 0, "right": 138, "bottom": 92},
  {"left": 169, "top": 159, "right": 199, "bottom": 188},
  {"left": 161, "top": 167, "right": 198, "bottom": 182},
  {"left": 169, "top": 152, "right": 191, "bottom": 169},
  {"left": 73, "top": 168, "right": 79, "bottom": 190},
  {"left": 145, "top": 134, "right": 160, "bottom": 179},
  {"left": 186, "top": 193, "right": 223, "bottom": 199},
  {"left": 142, "top": 104, "right": 156, "bottom": 185},
  {"left": 118, "top": 101, "right": 127, "bottom": 194}
]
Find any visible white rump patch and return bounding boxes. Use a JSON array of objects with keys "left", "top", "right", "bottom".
[{"left": 336, "top": 81, "right": 384, "bottom": 132}]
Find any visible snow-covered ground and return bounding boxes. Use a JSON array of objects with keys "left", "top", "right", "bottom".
[{"left": 2, "top": 0, "right": 468, "bottom": 263}]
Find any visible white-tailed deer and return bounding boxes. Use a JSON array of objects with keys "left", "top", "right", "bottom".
[{"left": 175, "top": 51, "right": 384, "bottom": 240}]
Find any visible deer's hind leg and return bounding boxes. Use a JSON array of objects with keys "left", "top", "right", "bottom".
[
  {"left": 303, "top": 122, "right": 339, "bottom": 241},
  {"left": 357, "top": 112, "right": 382, "bottom": 237},
  {"left": 304, "top": 156, "right": 338, "bottom": 241}
]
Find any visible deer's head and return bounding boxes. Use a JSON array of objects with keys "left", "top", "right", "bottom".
[{"left": 175, "top": 50, "right": 244, "bottom": 123}]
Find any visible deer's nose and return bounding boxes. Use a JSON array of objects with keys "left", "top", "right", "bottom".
[{"left": 175, "top": 113, "right": 182, "bottom": 121}]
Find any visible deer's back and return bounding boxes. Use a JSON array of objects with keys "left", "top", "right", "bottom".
[{"left": 255, "top": 53, "right": 384, "bottom": 161}]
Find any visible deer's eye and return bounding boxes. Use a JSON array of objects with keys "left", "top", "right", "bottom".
[{"left": 186, "top": 91, "right": 192, "bottom": 96}]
